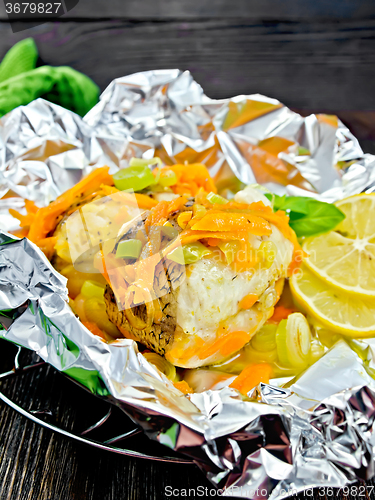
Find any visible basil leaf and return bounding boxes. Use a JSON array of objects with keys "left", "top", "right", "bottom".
[{"left": 264, "top": 194, "right": 345, "bottom": 237}]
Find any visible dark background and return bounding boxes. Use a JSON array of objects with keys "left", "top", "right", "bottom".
[
  {"left": 1, "top": 1, "right": 375, "bottom": 498},
  {"left": 1, "top": 0, "right": 375, "bottom": 151}
]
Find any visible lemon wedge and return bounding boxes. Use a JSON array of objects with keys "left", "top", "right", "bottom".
[
  {"left": 303, "top": 194, "right": 375, "bottom": 298},
  {"left": 290, "top": 265, "right": 375, "bottom": 337}
]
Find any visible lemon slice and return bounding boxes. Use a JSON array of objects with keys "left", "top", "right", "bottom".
[
  {"left": 290, "top": 265, "right": 375, "bottom": 337},
  {"left": 303, "top": 194, "right": 375, "bottom": 298}
]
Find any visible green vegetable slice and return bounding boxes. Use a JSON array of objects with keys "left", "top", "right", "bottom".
[
  {"left": 129, "top": 157, "right": 162, "bottom": 168},
  {"left": 251, "top": 324, "right": 277, "bottom": 352},
  {"left": 206, "top": 192, "right": 228, "bottom": 205},
  {"left": 159, "top": 169, "right": 177, "bottom": 187},
  {"left": 264, "top": 193, "right": 345, "bottom": 237},
  {"left": 276, "top": 312, "right": 311, "bottom": 369},
  {"left": 81, "top": 280, "right": 106, "bottom": 300},
  {"left": 113, "top": 165, "right": 156, "bottom": 192},
  {"left": 116, "top": 239, "right": 142, "bottom": 259},
  {"left": 166, "top": 242, "right": 211, "bottom": 265},
  {"left": 143, "top": 352, "right": 177, "bottom": 381}
]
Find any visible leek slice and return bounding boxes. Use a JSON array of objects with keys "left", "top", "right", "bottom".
[
  {"left": 206, "top": 192, "right": 228, "bottom": 205},
  {"left": 166, "top": 242, "right": 211, "bottom": 265},
  {"left": 113, "top": 165, "right": 155, "bottom": 192},
  {"left": 251, "top": 324, "right": 277, "bottom": 352},
  {"left": 159, "top": 169, "right": 177, "bottom": 187},
  {"left": 129, "top": 157, "right": 162, "bottom": 168},
  {"left": 276, "top": 312, "right": 312, "bottom": 369},
  {"left": 218, "top": 240, "right": 241, "bottom": 265},
  {"left": 81, "top": 280, "right": 106, "bottom": 300},
  {"left": 116, "top": 239, "right": 142, "bottom": 259},
  {"left": 143, "top": 352, "right": 177, "bottom": 381}
]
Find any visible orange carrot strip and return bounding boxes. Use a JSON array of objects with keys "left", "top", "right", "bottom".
[
  {"left": 211, "top": 200, "right": 303, "bottom": 267},
  {"left": 180, "top": 230, "right": 247, "bottom": 245},
  {"left": 198, "top": 330, "right": 250, "bottom": 360},
  {"left": 230, "top": 363, "right": 273, "bottom": 395},
  {"left": 176, "top": 211, "right": 192, "bottom": 229},
  {"left": 220, "top": 331, "right": 251, "bottom": 357},
  {"left": 134, "top": 193, "right": 158, "bottom": 209},
  {"left": 82, "top": 321, "right": 107, "bottom": 341},
  {"left": 268, "top": 305, "right": 296, "bottom": 324},
  {"left": 144, "top": 200, "right": 169, "bottom": 229},
  {"left": 28, "top": 167, "right": 113, "bottom": 243},
  {"left": 206, "top": 238, "right": 221, "bottom": 246},
  {"left": 239, "top": 294, "right": 258, "bottom": 310},
  {"left": 10, "top": 227, "right": 29, "bottom": 238},
  {"left": 190, "top": 212, "right": 272, "bottom": 235},
  {"left": 25, "top": 199, "right": 39, "bottom": 214},
  {"left": 9, "top": 199, "right": 39, "bottom": 228},
  {"left": 166, "top": 195, "right": 188, "bottom": 215},
  {"left": 170, "top": 164, "right": 217, "bottom": 196},
  {"left": 173, "top": 380, "right": 193, "bottom": 394}
]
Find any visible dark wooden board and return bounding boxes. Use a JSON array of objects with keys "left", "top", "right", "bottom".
[
  {"left": 1, "top": 4, "right": 375, "bottom": 498},
  {"left": 1, "top": 0, "right": 375, "bottom": 21},
  {"left": 2, "top": 17, "right": 375, "bottom": 152},
  {"left": 0, "top": 344, "right": 373, "bottom": 500},
  {"left": 1, "top": 19, "right": 375, "bottom": 111}
]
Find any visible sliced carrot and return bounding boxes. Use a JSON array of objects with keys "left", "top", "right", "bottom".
[
  {"left": 173, "top": 380, "right": 193, "bottom": 394},
  {"left": 239, "top": 294, "right": 258, "bottom": 310},
  {"left": 144, "top": 200, "right": 169, "bottom": 228},
  {"left": 190, "top": 212, "right": 272, "bottom": 235},
  {"left": 211, "top": 200, "right": 303, "bottom": 266},
  {"left": 9, "top": 199, "right": 39, "bottom": 228},
  {"left": 268, "top": 305, "right": 296, "bottom": 324},
  {"left": 169, "top": 164, "right": 217, "bottom": 196},
  {"left": 100, "top": 184, "right": 119, "bottom": 196},
  {"left": 230, "top": 363, "right": 273, "bottom": 395},
  {"left": 198, "top": 330, "right": 250, "bottom": 360},
  {"left": 220, "top": 331, "right": 251, "bottom": 357},
  {"left": 288, "top": 248, "right": 306, "bottom": 276},
  {"left": 82, "top": 321, "right": 107, "bottom": 341},
  {"left": 28, "top": 167, "right": 113, "bottom": 243},
  {"left": 166, "top": 195, "right": 187, "bottom": 215},
  {"left": 176, "top": 211, "right": 192, "bottom": 229},
  {"left": 180, "top": 230, "right": 247, "bottom": 245},
  {"left": 206, "top": 238, "right": 221, "bottom": 246},
  {"left": 134, "top": 193, "right": 158, "bottom": 209}
]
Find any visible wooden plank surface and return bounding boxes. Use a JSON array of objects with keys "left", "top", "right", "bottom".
[
  {"left": 0, "top": 344, "right": 374, "bottom": 500},
  {"left": 1, "top": 0, "right": 375, "bottom": 21},
  {"left": 1, "top": 19, "right": 375, "bottom": 111},
  {"left": 0, "top": 343, "right": 214, "bottom": 500},
  {"left": 1, "top": 17, "right": 375, "bottom": 152},
  {"left": 1, "top": 3, "right": 375, "bottom": 499}
]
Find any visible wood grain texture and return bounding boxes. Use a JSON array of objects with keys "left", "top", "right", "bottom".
[
  {"left": 0, "top": 0, "right": 375, "bottom": 21},
  {"left": 1, "top": 4, "right": 375, "bottom": 498},
  {"left": 0, "top": 348, "right": 375, "bottom": 500},
  {"left": 1, "top": 18, "right": 375, "bottom": 112},
  {"left": 2, "top": 17, "right": 375, "bottom": 151},
  {"left": 0, "top": 344, "right": 213, "bottom": 500}
]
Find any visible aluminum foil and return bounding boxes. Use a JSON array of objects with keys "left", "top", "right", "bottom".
[{"left": 1, "top": 70, "right": 375, "bottom": 498}]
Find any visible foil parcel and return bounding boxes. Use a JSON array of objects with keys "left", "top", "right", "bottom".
[{"left": 1, "top": 70, "right": 375, "bottom": 499}]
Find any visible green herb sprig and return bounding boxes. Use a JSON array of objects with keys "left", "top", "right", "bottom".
[{"left": 265, "top": 194, "right": 345, "bottom": 237}]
